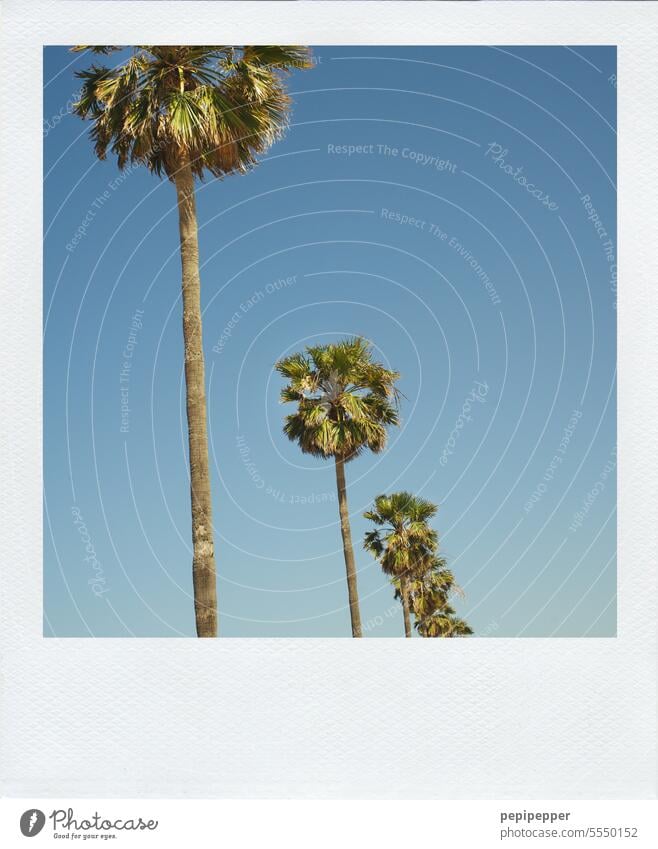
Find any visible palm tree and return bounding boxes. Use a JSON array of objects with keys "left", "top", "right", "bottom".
[
  {"left": 276, "top": 338, "right": 400, "bottom": 637},
  {"left": 406, "top": 556, "right": 473, "bottom": 637},
  {"left": 416, "top": 608, "right": 473, "bottom": 638},
  {"left": 363, "top": 492, "right": 439, "bottom": 637},
  {"left": 401, "top": 555, "right": 454, "bottom": 617},
  {"left": 73, "top": 45, "right": 312, "bottom": 636}
]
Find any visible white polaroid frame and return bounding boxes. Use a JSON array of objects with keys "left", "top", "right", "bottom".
[{"left": 1, "top": 1, "right": 655, "bottom": 799}]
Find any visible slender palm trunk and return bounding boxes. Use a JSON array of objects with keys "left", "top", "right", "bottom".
[
  {"left": 174, "top": 161, "right": 218, "bottom": 638},
  {"left": 334, "top": 455, "right": 362, "bottom": 637},
  {"left": 399, "top": 574, "right": 412, "bottom": 637}
]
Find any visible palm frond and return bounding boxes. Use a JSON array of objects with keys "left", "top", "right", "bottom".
[
  {"left": 71, "top": 46, "right": 123, "bottom": 55},
  {"left": 362, "top": 492, "right": 473, "bottom": 638},
  {"left": 276, "top": 338, "right": 401, "bottom": 461},
  {"left": 72, "top": 44, "right": 312, "bottom": 179}
]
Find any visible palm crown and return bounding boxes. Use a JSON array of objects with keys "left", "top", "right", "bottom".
[
  {"left": 402, "top": 556, "right": 455, "bottom": 617},
  {"left": 363, "top": 492, "right": 439, "bottom": 579},
  {"left": 276, "top": 338, "right": 400, "bottom": 462},
  {"left": 72, "top": 45, "right": 312, "bottom": 179},
  {"left": 416, "top": 609, "right": 473, "bottom": 638},
  {"left": 407, "top": 556, "right": 473, "bottom": 637}
]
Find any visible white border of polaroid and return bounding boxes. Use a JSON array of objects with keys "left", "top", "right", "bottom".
[{"left": 1, "top": 1, "right": 656, "bottom": 799}]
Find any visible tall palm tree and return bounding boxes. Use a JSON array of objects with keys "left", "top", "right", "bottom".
[
  {"left": 276, "top": 338, "right": 400, "bottom": 637},
  {"left": 363, "top": 492, "right": 439, "bottom": 637},
  {"left": 73, "top": 45, "right": 312, "bottom": 637}
]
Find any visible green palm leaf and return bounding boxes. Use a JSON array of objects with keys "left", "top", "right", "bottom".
[
  {"left": 72, "top": 44, "right": 312, "bottom": 179},
  {"left": 363, "top": 492, "right": 472, "bottom": 638},
  {"left": 276, "top": 337, "right": 400, "bottom": 461}
]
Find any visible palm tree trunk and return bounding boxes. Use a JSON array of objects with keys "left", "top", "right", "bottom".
[
  {"left": 334, "top": 455, "right": 362, "bottom": 637},
  {"left": 174, "top": 160, "right": 218, "bottom": 638},
  {"left": 400, "top": 574, "right": 412, "bottom": 637}
]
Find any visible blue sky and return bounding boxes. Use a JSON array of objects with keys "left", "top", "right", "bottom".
[{"left": 44, "top": 46, "right": 616, "bottom": 637}]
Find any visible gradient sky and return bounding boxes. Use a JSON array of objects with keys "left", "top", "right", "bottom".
[{"left": 44, "top": 45, "right": 616, "bottom": 637}]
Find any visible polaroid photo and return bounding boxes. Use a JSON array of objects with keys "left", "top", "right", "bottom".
[{"left": 0, "top": 0, "right": 656, "bottom": 835}]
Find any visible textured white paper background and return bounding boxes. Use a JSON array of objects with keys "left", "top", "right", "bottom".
[{"left": 1, "top": 1, "right": 656, "bottom": 799}]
